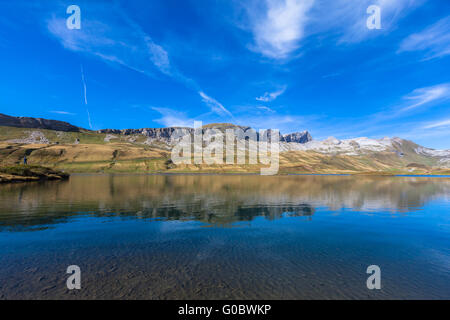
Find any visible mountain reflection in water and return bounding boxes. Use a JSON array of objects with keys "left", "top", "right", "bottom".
[
  {"left": 0, "top": 174, "right": 449, "bottom": 299},
  {"left": 0, "top": 174, "right": 448, "bottom": 231}
]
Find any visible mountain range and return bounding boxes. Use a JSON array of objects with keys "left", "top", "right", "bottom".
[{"left": 0, "top": 113, "right": 449, "bottom": 175}]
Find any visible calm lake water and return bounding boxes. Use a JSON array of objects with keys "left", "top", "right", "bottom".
[{"left": 0, "top": 174, "right": 449, "bottom": 299}]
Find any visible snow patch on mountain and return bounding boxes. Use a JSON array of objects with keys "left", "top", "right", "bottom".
[
  {"left": 282, "top": 137, "right": 395, "bottom": 155},
  {"left": 415, "top": 146, "right": 450, "bottom": 158}
]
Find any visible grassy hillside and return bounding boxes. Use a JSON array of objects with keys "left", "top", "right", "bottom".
[
  {"left": 0, "top": 126, "right": 447, "bottom": 175},
  {"left": 0, "top": 142, "right": 442, "bottom": 175}
]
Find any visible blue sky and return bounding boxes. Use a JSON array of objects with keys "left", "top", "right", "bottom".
[{"left": 0, "top": 0, "right": 450, "bottom": 148}]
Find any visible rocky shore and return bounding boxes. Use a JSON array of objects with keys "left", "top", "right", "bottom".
[{"left": 0, "top": 165, "right": 69, "bottom": 183}]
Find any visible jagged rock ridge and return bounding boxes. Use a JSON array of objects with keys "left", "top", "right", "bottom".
[{"left": 97, "top": 126, "right": 313, "bottom": 144}]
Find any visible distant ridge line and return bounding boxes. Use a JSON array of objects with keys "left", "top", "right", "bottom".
[{"left": 0, "top": 113, "right": 82, "bottom": 133}]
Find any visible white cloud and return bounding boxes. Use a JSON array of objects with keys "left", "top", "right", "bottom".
[
  {"left": 401, "top": 83, "right": 450, "bottom": 111},
  {"left": 239, "top": 0, "right": 423, "bottom": 59},
  {"left": 256, "top": 106, "right": 275, "bottom": 113},
  {"left": 398, "top": 16, "right": 450, "bottom": 60},
  {"left": 151, "top": 107, "right": 194, "bottom": 128},
  {"left": 423, "top": 119, "right": 450, "bottom": 129},
  {"left": 247, "top": 0, "right": 314, "bottom": 59},
  {"left": 256, "top": 86, "right": 286, "bottom": 102},
  {"left": 199, "top": 92, "right": 233, "bottom": 117}
]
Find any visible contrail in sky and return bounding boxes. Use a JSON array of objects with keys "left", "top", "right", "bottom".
[{"left": 80, "top": 64, "right": 93, "bottom": 129}]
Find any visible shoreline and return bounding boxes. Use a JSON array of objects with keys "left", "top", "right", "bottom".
[
  {"left": 0, "top": 165, "right": 70, "bottom": 184},
  {"left": 68, "top": 172, "right": 450, "bottom": 177},
  {"left": 1, "top": 169, "right": 449, "bottom": 184}
]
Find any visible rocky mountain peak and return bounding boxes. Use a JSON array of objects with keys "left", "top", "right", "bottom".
[{"left": 282, "top": 131, "right": 312, "bottom": 144}]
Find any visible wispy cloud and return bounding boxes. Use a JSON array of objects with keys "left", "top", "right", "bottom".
[
  {"left": 300, "top": 83, "right": 450, "bottom": 142},
  {"left": 47, "top": 12, "right": 173, "bottom": 80},
  {"left": 234, "top": 113, "right": 307, "bottom": 133},
  {"left": 360, "top": 83, "right": 450, "bottom": 128},
  {"left": 50, "top": 110, "right": 76, "bottom": 116},
  {"left": 46, "top": 4, "right": 232, "bottom": 119},
  {"left": 80, "top": 65, "right": 92, "bottom": 129},
  {"left": 256, "top": 86, "right": 286, "bottom": 102},
  {"left": 80, "top": 65, "right": 88, "bottom": 105},
  {"left": 401, "top": 83, "right": 450, "bottom": 111},
  {"left": 398, "top": 16, "right": 450, "bottom": 60},
  {"left": 423, "top": 119, "right": 450, "bottom": 129},
  {"left": 151, "top": 105, "right": 307, "bottom": 133},
  {"left": 313, "top": 0, "right": 424, "bottom": 44},
  {"left": 246, "top": 0, "right": 314, "bottom": 59},
  {"left": 322, "top": 72, "right": 341, "bottom": 79},
  {"left": 199, "top": 92, "right": 233, "bottom": 118},
  {"left": 256, "top": 106, "right": 275, "bottom": 113}
]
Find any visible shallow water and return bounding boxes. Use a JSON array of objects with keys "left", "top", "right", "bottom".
[{"left": 0, "top": 174, "right": 449, "bottom": 299}]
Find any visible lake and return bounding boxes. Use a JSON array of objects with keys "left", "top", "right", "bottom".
[{"left": 0, "top": 174, "right": 449, "bottom": 299}]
